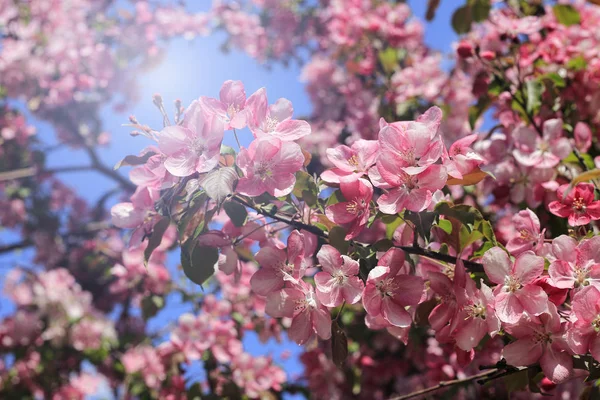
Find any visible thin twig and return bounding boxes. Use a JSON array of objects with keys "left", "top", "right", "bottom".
[
  {"left": 387, "top": 366, "right": 528, "bottom": 400},
  {"left": 232, "top": 195, "right": 484, "bottom": 273},
  {"left": 0, "top": 165, "right": 94, "bottom": 182}
]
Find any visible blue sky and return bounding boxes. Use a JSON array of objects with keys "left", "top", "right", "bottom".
[{"left": 0, "top": 0, "right": 458, "bottom": 396}]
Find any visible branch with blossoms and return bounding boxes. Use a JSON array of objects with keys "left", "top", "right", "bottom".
[
  {"left": 112, "top": 76, "right": 599, "bottom": 397},
  {"left": 7, "top": 0, "right": 600, "bottom": 398}
]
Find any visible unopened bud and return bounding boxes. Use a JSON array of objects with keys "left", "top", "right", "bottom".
[{"left": 457, "top": 41, "right": 474, "bottom": 58}]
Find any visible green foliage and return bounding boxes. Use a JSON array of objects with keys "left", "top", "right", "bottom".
[
  {"left": 470, "top": 0, "right": 491, "bottom": 22},
  {"left": 378, "top": 48, "right": 398, "bottom": 74},
  {"left": 329, "top": 226, "right": 349, "bottom": 254},
  {"left": 293, "top": 171, "right": 319, "bottom": 207},
  {"left": 331, "top": 321, "right": 348, "bottom": 368},
  {"left": 181, "top": 240, "right": 218, "bottom": 287},
  {"left": 223, "top": 200, "right": 248, "bottom": 227},
  {"left": 113, "top": 151, "right": 156, "bottom": 170},
  {"left": 143, "top": 216, "right": 170, "bottom": 267},
  {"left": 452, "top": 5, "right": 473, "bottom": 34},
  {"left": 553, "top": 4, "right": 581, "bottom": 26},
  {"left": 525, "top": 79, "right": 543, "bottom": 114}
]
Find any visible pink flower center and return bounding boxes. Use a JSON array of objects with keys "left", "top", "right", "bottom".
[
  {"left": 572, "top": 197, "right": 587, "bottom": 212},
  {"left": 503, "top": 275, "right": 521, "bottom": 293},
  {"left": 189, "top": 138, "right": 206, "bottom": 157},
  {"left": 519, "top": 229, "right": 533, "bottom": 240},
  {"left": 443, "top": 264, "right": 455, "bottom": 280},
  {"left": 533, "top": 330, "right": 552, "bottom": 344},
  {"left": 398, "top": 148, "right": 416, "bottom": 165},
  {"left": 376, "top": 278, "right": 398, "bottom": 298},
  {"left": 227, "top": 103, "right": 240, "bottom": 118},
  {"left": 347, "top": 154, "right": 360, "bottom": 169},
  {"left": 294, "top": 292, "right": 317, "bottom": 313},
  {"left": 592, "top": 316, "right": 600, "bottom": 332},
  {"left": 332, "top": 270, "right": 347, "bottom": 285},
  {"left": 254, "top": 162, "right": 273, "bottom": 180},
  {"left": 265, "top": 116, "right": 279, "bottom": 133},
  {"left": 346, "top": 199, "right": 366, "bottom": 215},
  {"left": 465, "top": 302, "right": 486, "bottom": 320},
  {"left": 573, "top": 266, "right": 590, "bottom": 287}
]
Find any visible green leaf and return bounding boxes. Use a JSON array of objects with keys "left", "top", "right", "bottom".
[
  {"left": 143, "top": 216, "right": 170, "bottom": 266},
  {"left": 382, "top": 213, "right": 403, "bottom": 239},
  {"left": 468, "top": 97, "right": 491, "bottom": 130},
  {"left": 553, "top": 4, "right": 581, "bottom": 26},
  {"left": 293, "top": 171, "right": 319, "bottom": 206},
  {"left": 331, "top": 321, "right": 348, "bottom": 368},
  {"left": 567, "top": 55, "right": 587, "bottom": 71},
  {"left": 470, "top": 0, "right": 491, "bottom": 22},
  {"left": 451, "top": 5, "right": 473, "bottom": 34},
  {"left": 525, "top": 79, "right": 543, "bottom": 114},
  {"left": 373, "top": 239, "right": 394, "bottom": 252},
  {"left": 114, "top": 152, "right": 156, "bottom": 170},
  {"left": 141, "top": 295, "right": 164, "bottom": 320},
  {"left": 223, "top": 201, "right": 247, "bottom": 227},
  {"left": 378, "top": 48, "right": 398, "bottom": 74},
  {"left": 425, "top": 0, "right": 441, "bottom": 21},
  {"left": 563, "top": 151, "right": 595, "bottom": 170},
  {"left": 405, "top": 210, "right": 437, "bottom": 243},
  {"left": 329, "top": 226, "right": 349, "bottom": 254},
  {"left": 201, "top": 167, "right": 238, "bottom": 205},
  {"left": 326, "top": 190, "right": 346, "bottom": 206},
  {"left": 435, "top": 202, "right": 483, "bottom": 227},
  {"left": 540, "top": 72, "right": 566, "bottom": 88},
  {"left": 181, "top": 242, "right": 218, "bottom": 287},
  {"left": 437, "top": 219, "right": 453, "bottom": 235},
  {"left": 473, "top": 240, "right": 495, "bottom": 258},
  {"left": 460, "top": 227, "right": 484, "bottom": 250},
  {"left": 504, "top": 368, "right": 529, "bottom": 393}
]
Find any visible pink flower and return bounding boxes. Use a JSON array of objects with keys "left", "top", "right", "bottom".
[
  {"left": 503, "top": 303, "right": 573, "bottom": 383},
  {"left": 122, "top": 345, "right": 166, "bottom": 390},
  {"left": 548, "top": 183, "right": 600, "bottom": 226},
  {"left": 246, "top": 87, "right": 311, "bottom": 141},
  {"left": 427, "top": 271, "right": 461, "bottom": 340},
  {"left": 505, "top": 209, "right": 545, "bottom": 256},
  {"left": 376, "top": 165, "right": 447, "bottom": 214},
  {"left": 210, "top": 320, "right": 243, "bottom": 363},
  {"left": 325, "top": 177, "right": 373, "bottom": 239},
  {"left": 201, "top": 80, "right": 249, "bottom": 130},
  {"left": 250, "top": 230, "right": 307, "bottom": 296},
  {"left": 110, "top": 187, "right": 162, "bottom": 247},
  {"left": 236, "top": 138, "right": 305, "bottom": 197},
  {"left": 567, "top": 286, "right": 600, "bottom": 362},
  {"left": 320, "top": 139, "right": 379, "bottom": 183},
  {"left": 574, "top": 122, "right": 592, "bottom": 153},
  {"left": 170, "top": 313, "right": 210, "bottom": 359},
  {"left": 548, "top": 235, "right": 600, "bottom": 290},
  {"left": 377, "top": 106, "right": 444, "bottom": 177},
  {"left": 512, "top": 119, "right": 571, "bottom": 169},
  {"left": 482, "top": 247, "right": 548, "bottom": 324},
  {"left": 129, "top": 150, "right": 178, "bottom": 190},
  {"left": 157, "top": 100, "right": 224, "bottom": 177},
  {"left": 453, "top": 279, "right": 500, "bottom": 351},
  {"left": 443, "top": 134, "right": 484, "bottom": 179},
  {"left": 266, "top": 280, "right": 331, "bottom": 345},
  {"left": 231, "top": 353, "right": 286, "bottom": 398},
  {"left": 314, "top": 245, "right": 364, "bottom": 307},
  {"left": 362, "top": 253, "right": 424, "bottom": 328}
]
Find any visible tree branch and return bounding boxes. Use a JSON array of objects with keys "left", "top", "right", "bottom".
[
  {"left": 397, "top": 246, "right": 484, "bottom": 273},
  {"left": 232, "top": 196, "right": 484, "bottom": 273},
  {"left": 0, "top": 239, "right": 33, "bottom": 255},
  {"left": 0, "top": 165, "right": 94, "bottom": 182},
  {"left": 387, "top": 366, "right": 528, "bottom": 400},
  {"left": 0, "top": 221, "right": 112, "bottom": 256}
]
